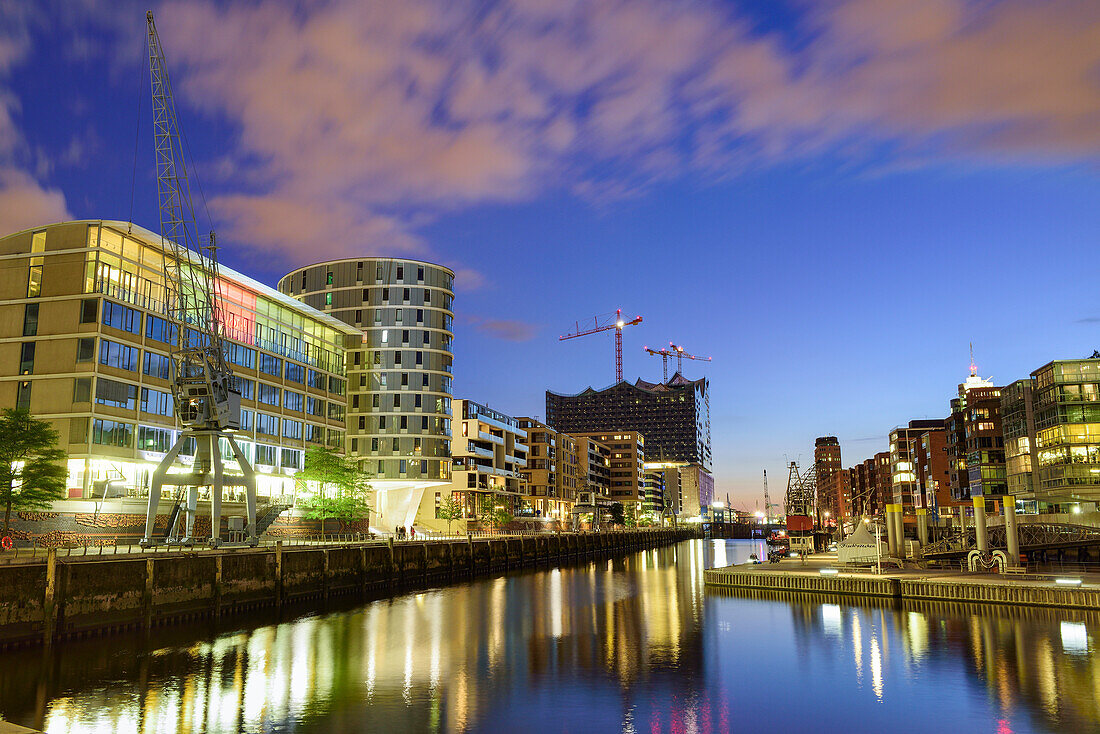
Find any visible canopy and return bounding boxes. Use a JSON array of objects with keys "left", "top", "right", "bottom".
[{"left": 837, "top": 522, "right": 888, "bottom": 564}]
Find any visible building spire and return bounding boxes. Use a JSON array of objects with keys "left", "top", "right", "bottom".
[{"left": 969, "top": 342, "right": 977, "bottom": 378}]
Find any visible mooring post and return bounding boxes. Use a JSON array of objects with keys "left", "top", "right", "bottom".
[
  {"left": 43, "top": 548, "right": 57, "bottom": 643},
  {"left": 275, "top": 541, "right": 284, "bottom": 606}
]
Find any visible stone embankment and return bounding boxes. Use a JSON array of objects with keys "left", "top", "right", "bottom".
[
  {"left": 0, "top": 528, "right": 694, "bottom": 646},
  {"left": 704, "top": 562, "right": 1100, "bottom": 610}
]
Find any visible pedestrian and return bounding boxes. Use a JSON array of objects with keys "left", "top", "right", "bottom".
[{"left": 410, "top": 525, "right": 417, "bottom": 540}]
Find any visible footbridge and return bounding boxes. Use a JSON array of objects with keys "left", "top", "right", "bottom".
[{"left": 920, "top": 522, "right": 1100, "bottom": 560}]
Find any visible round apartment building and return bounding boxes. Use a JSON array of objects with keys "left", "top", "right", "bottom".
[{"left": 278, "top": 259, "right": 455, "bottom": 532}]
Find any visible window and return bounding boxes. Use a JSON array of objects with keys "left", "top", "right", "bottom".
[
  {"left": 424, "top": 289, "right": 431, "bottom": 304},
  {"left": 301, "top": 271, "right": 307, "bottom": 290},
  {"left": 393, "top": 394, "right": 401, "bottom": 408},
  {"left": 376, "top": 264, "right": 383, "bottom": 280},
  {"left": 401, "top": 373, "right": 409, "bottom": 387},
  {"left": 356, "top": 262, "right": 363, "bottom": 280},
  {"left": 224, "top": 342, "right": 255, "bottom": 369},
  {"left": 99, "top": 340, "right": 138, "bottom": 371},
  {"left": 399, "top": 459, "right": 407, "bottom": 474},
  {"left": 394, "top": 351, "right": 402, "bottom": 365},
  {"left": 142, "top": 315, "right": 172, "bottom": 344},
  {"left": 379, "top": 416, "right": 387, "bottom": 430},
  {"left": 240, "top": 409, "right": 254, "bottom": 430},
  {"left": 285, "top": 362, "right": 305, "bottom": 384},
  {"left": 92, "top": 418, "right": 132, "bottom": 448},
  {"left": 27, "top": 231, "right": 45, "bottom": 297},
  {"left": 358, "top": 416, "right": 366, "bottom": 430},
  {"left": 379, "top": 373, "right": 387, "bottom": 388},
  {"left": 326, "top": 270, "right": 333, "bottom": 285},
  {"left": 256, "top": 444, "right": 277, "bottom": 466},
  {"left": 308, "top": 369, "right": 326, "bottom": 390},
  {"left": 402, "top": 288, "right": 410, "bottom": 302},
  {"left": 329, "top": 403, "right": 345, "bottom": 421},
  {"left": 284, "top": 390, "right": 304, "bottom": 412},
  {"left": 102, "top": 300, "right": 141, "bottom": 334},
  {"left": 73, "top": 377, "right": 91, "bottom": 403},
  {"left": 396, "top": 265, "right": 404, "bottom": 281},
  {"left": 281, "top": 449, "right": 302, "bottom": 469},
  {"left": 258, "top": 383, "right": 280, "bottom": 406},
  {"left": 422, "top": 330, "right": 430, "bottom": 345},
  {"left": 328, "top": 377, "right": 345, "bottom": 396},
  {"left": 143, "top": 351, "right": 171, "bottom": 380},
  {"left": 233, "top": 377, "right": 255, "bottom": 400},
  {"left": 305, "top": 423, "right": 325, "bottom": 444},
  {"left": 402, "top": 329, "right": 409, "bottom": 344},
  {"left": 416, "top": 351, "right": 423, "bottom": 365},
  {"left": 77, "top": 337, "right": 96, "bottom": 363},
  {"left": 140, "top": 387, "right": 173, "bottom": 416},
  {"left": 395, "top": 310, "right": 403, "bottom": 324},
  {"left": 257, "top": 413, "right": 278, "bottom": 436},
  {"left": 416, "top": 309, "right": 423, "bottom": 324},
  {"left": 392, "top": 438, "right": 399, "bottom": 451},
  {"left": 97, "top": 378, "right": 138, "bottom": 410},
  {"left": 79, "top": 298, "right": 98, "bottom": 323},
  {"left": 415, "top": 394, "right": 422, "bottom": 408},
  {"left": 19, "top": 343, "right": 35, "bottom": 375},
  {"left": 371, "top": 438, "right": 379, "bottom": 451},
  {"left": 382, "top": 287, "right": 389, "bottom": 301},
  {"left": 417, "top": 266, "right": 424, "bottom": 281},
  {"left": 16, "top": 381, "right": 31, "bottom": 410},
  {"left": 22, "top": 303, "right": 38, "bottom": 337},
  {"left": 282, "top": 419, "right": 302, "bottom": 440},
  {"left": 355, "top": 309, "right": 361, "bottom": 323},
  {"left": 400, "top": 416, "right": 408, "bottom": 430},
  {"left": 325, "top": 292, "right": 332, "bottom": 306},
  {"left": 258, "top": 353, "right": 282, "bottom": 376},
  {"left": 306, "top": 396, "right": 325, "bottom": 417},
  {"left": 374, "top": 311, "right": 382, "bottom": 325},
  {"left": 138, "top": 425, "right": 173, "bottom": 453}
]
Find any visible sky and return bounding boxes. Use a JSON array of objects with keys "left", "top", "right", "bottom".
[{"left": 1, "top": 0, "right": 1099, "bottom": 509}]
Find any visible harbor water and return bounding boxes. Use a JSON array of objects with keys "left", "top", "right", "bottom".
[{"left": 0, "top": 539, "right": 1097, "bottom": 733}]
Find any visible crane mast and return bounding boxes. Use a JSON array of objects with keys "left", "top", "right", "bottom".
[
  {"left": 559, "top": 308, "right": 643, "bottom": 383},
  {"left": 141, "top": 11, "right": 256, "bottom": 547}
]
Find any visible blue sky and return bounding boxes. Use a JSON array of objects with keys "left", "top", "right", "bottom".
[{"left": 1, "top": 0, "right": 1098, "bottom": 507}]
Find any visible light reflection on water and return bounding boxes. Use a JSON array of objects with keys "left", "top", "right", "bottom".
[{"left": 0, "top": 539, "right": 1097, "bottom": 733}]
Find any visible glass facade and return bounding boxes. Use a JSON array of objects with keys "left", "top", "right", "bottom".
[
  {"left": 278, "top": 258, "right": 456, "bottom": 483},
  {"left": 0, "top": 221, "right": 357, "bottom": 501}
]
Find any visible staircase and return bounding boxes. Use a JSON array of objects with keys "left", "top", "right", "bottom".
[{"left": 256, "top": 500, "right": 293, "bottom": 536}]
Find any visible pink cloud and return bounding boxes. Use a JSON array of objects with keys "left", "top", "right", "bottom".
[
  {"left": 12, "top": 0, "right": 1090, "bottom": 267},
  {"left": 474, "top": 319, "right": 540, "bottom": 343},
  {"left": 0, "top": 168, "right": 70, "bottom": 233}
]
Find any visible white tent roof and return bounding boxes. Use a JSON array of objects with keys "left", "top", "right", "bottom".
[{"left": 838, "top": 522, "right": 887, "bottom": 563}]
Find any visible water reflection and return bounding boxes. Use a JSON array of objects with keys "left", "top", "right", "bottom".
[{"left": 0, "top": 539, "right": 1096, "bottom": 733}]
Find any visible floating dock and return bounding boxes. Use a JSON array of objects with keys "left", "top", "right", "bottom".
[{"left": 704, "top": 558, "right": 1100, "bottom": 610}]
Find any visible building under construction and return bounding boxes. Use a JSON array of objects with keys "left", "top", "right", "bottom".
[{"left": 545, "top": 373, "right": 712, "bottom": 471}]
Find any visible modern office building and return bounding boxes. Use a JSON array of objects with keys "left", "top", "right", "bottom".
[
  {"left": 278, "top": 257, "right": 455, "bottom": 531},
  {"left": 545, "top": 374, "right": 711, "bottom": 471},
  {"left": 908, "top": 427, "right": 957, "bottom": 522},
  {"left": 576, "top": 435, "right": 612, "bottom": 499},
  {"left": 1002, "top": 379, "right": 1040, "bottom": 501},
  {"left": 945, "top": 364, "right": 1005, "bottom": 505},
  {"left": 1029, "top": 358, "right": 1100, "bottom": 504},
  {"left": 889, "top": 419, "right": 945, "bottom": 514},
  {"left": 516, "top": 417, "right": 579, "bottom": 521},
  {"left": 570, "top": 430, "right": 646, "bottom": 515},
  {"left": 814, "top": 436, "right": 842, "bottom": 519},
  {"left": 0, "top": 220, "right": 356, "bottom": 507},
  {"left": 442, "top": 399, "right": 528, "bottom": 523}
]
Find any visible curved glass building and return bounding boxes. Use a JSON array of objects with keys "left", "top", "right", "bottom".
[{"left": 278, "top": 258, "right": 455, "bottom": 531}]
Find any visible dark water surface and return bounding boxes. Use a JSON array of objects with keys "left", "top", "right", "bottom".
[{"left": 2, "top": 539, "right": 1099, "bottom": 733}]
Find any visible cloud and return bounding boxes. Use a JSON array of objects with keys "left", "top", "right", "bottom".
[
  {"left": 0, "top": 168, "right": 70, "bottom": 232},
  {"left": 474, "top": 319, "right": 540, "bottom": 343},
  {"left": 144, "top": 0, "right": 1100, "bottom": 270},
  {"left": 0, "top": 9, "right": 71, "bottom": 230},
  {"left": 1077, "top": 317, "right": 1100, "bottom": 324}
]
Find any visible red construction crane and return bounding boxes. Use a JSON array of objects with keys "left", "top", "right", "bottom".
[
  {"left": 643, "top": 345, "right": 676, "bottom": 383},
  {"left": 560, "top": 309, "right": 643, "bottom": 383},
  {"left": 668, "top": 342, "right": 712, "bottom": 375}
]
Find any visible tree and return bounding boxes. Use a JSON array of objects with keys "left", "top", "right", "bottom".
[
  {"left": 609, "top": 502, "right": 625, "bottom": 526},
  {"left": 295, "top": 446, "right": 371, "bottom": 533},
  {"left": 0, "top": 409, "right": 67, "bottom": 534},
  {"left": 436, "top": 495, "right": 465, "bottom": 535},
  {"left": 477, "top": 502, "right": 513, "bottom": 534}
]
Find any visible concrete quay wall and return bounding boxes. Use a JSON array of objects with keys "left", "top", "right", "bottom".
[
  {"left": 703, "top": 566, "right": 1100, "bottom": 610},
  {"left": 0, "top": 528, "right": 694, "bottom": 646}
]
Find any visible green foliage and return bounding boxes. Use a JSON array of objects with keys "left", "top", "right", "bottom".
[
  {"left": 295, "top": 446, "right": 371, "bottom": 531},
  {"left": 608, "top": 503, "right": 625, "bottom": 526},
  {"left": 477, "top": 502, "right": 513, "bottom": 532},
  {"left": 436, "top": 496, "right": 465, "bottom": 534},
  {"left": 0, "top": 409, "right": 67, "bottom": 533}
]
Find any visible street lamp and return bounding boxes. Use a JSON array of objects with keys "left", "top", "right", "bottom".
[{"left": 711, "top": 501, "right": 725, "bottom": 523}]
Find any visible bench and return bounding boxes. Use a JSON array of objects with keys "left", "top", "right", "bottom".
[{"left": 1001, "top": 565, "right": 1028, "bottom": 575}]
